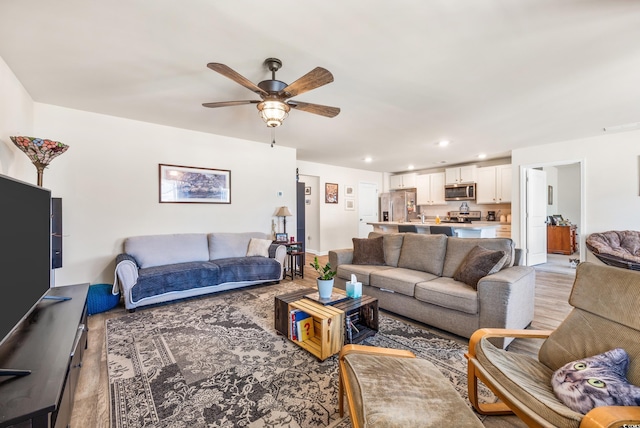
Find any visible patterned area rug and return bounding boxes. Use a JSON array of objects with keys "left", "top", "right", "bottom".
[{"left": 106, "top": 282, "right": 495, "bottom": 427}]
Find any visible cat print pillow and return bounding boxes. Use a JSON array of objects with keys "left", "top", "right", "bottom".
[{"left": 551, "top": 348, "right": 640, "bottom": 414}]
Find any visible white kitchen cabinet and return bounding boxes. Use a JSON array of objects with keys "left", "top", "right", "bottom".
[
  {"left": 445, "top": 165, "right": 477, "bottom": 184},
  {"left": 476, "top": 164, "right": 512, "bottom": 204},
  {"left": 416, "top": 172, "right": 447, "bottom": 205},
  {"left": 389, "top": 172, "right": 417, "bottom": 190}
]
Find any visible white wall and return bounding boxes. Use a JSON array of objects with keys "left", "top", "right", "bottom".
[
  {"left": 296, "top": 160, "right": 384, "bottom": 254},
  {"left": 557, "top": 164, "right": 581, "bottom": 231},
  {"left": 511, "top": 130, "right": 640, "bottom": 262},
  {"left": 543, "top": 166, "right": 558, "bottom": 216},
  {"left": 0, "top": 55, "right": 34, "bottom": 179}
]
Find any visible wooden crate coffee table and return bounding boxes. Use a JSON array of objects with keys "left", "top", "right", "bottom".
[{"left": 274, "top": 287, "right": 379, "bottom": 360}]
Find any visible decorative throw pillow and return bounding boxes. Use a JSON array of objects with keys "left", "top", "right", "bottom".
[
  {"left": 551, "top": 348, "right": 640, "bottom": 414},
  {"left": 352, "top": 236, "right": 386, "bottom": 265},
  {"left": 452, "top": 245, "right": 507, "bottom": 289},
  {"left": 246, "top": 238, "right": 272, "bottom": 257}
]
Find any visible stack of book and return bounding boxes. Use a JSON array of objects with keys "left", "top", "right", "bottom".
[{"left": 289, "top": 309, "right": 314, "bottom": 342}]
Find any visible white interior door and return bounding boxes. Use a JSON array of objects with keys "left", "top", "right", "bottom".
[
  {"left": 526, "top": 168, "right": 548, "bottom": 265},
  {"left": 358, "top": 182, "right": 378, "bottom": 238}
]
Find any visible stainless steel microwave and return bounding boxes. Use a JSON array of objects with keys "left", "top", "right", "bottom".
[{"left": 444, "top": 183, "right": 476, "bottom": 201}]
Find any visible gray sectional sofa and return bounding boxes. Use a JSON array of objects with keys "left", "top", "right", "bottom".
[
  {"left": 114, "top": 232, "right": 286, "bottom": 311},
  {"left": 329, "top": 232, "right": 536, "bottom": 348}
]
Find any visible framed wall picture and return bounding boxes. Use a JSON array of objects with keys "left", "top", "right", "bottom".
[
  {"left": 159, "top": 164, "right": 231, "bottom": 203},
  {"left": 325, "top": 182, "right": 338, "bottom": 203},
  {"left": 275, "top": 233, "right": 288, "bottom": 242},
  {"left": 345, "top": 185, "right": 354, "bottom": 196},
  {"left": 345, "top": 198, "right": 355, "bottom": 210},
  {"left": 305, "top": 186, "right": 311, "bottom": 195}
]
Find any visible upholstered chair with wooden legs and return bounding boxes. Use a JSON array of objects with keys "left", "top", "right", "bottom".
[{"left": 466, "top": 262, "right": 640, "bottom": 427}]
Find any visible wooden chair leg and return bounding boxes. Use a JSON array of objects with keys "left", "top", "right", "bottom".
[
  {"left": 467, "top": 360, "right": 513, "bottom": 415},
  {"left": 338, "top": 363, "right": 344, "bottom": 417}
]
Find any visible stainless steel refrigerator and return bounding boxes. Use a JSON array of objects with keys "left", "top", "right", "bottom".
[{"left": 379, "top": 191, "right": 418, "bottom": 222}]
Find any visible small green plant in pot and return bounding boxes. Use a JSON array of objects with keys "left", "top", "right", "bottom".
[{"left": 309, "top": 256, "right": 336, "bottom": 298}]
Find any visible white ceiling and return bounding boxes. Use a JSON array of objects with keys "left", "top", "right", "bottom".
[{"left": 1, "top": 0, "right": 639, "bottom": 173}]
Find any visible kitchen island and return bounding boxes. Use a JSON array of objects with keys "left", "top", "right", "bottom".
[{"left": 367, "top": 221, "right": 503, "bottom": 238}]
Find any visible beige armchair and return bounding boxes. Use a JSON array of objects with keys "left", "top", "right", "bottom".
[{"left": 465, "top": 262, "right": 640, "bottom": 427}]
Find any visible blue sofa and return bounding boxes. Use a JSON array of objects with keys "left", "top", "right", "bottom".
[{"left": 114, "top": 232, "right": 286, "bottom": 310}]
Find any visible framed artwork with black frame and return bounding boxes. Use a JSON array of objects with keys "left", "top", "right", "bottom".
[
  {"left": 325, "top": 182, "right": 338, "bottom": 203},
  {"left": 275, "top": 233, "right": 288, "bottom": 242},
  {"left": 159, "top": 164, "right": 231, "bottom": 203}
]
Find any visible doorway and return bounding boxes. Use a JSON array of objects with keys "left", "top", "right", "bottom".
[
  {"left": 521, "top": 161, "right": 584, "bottom": 267},
  {"left": 299, "top": 174, "right": 320, "bottom": 254},
  {"left": 358, "top": 182, "right": 378, "bottom": 238}
]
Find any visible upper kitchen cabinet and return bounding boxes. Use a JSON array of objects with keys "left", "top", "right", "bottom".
[
  {"left": 389, "top": 172, "right": 417, "bottom": 190},
  {"left": 476, "top": 164, "right": 512, "bottom": 204},
  {"left": 445, "top": 165, "right": 477, "bottom": 185},
  {"left": 416, "top": 173, "right": 447, "bottom": 205}
]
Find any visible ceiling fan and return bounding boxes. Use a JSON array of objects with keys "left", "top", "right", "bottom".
[{"left": 203, "top": 58, "right": 340, "bottom": 128}]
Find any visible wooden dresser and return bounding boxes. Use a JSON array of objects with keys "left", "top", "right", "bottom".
[{"left": 547, "top": 224, "right": 577, "bottom": 255}]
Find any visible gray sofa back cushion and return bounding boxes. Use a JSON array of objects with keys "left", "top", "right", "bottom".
[
  {"left": 125, "top": 233, "right": 209, "bottom": 268},
  {"left": 368, "top": 232, "right": 405, "bottom": 267},
  {"left": 208, "top": 232, "right": 269, "bottom": 260},
  {"left": 441, "top": 237, "right": 515, "bottom": 278},
  {"left": 397, "top": 234, "right": 447, "bottom": 276}
]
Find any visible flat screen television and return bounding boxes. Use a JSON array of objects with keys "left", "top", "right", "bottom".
[{"left": 0, "top": 174, "right": 52, "bottom": 355}]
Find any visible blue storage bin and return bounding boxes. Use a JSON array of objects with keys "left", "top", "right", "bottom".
[{"left": 87, "top": 283, "right": 120, "bottom": 315}]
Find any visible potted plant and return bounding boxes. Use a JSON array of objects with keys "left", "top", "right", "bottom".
[{"left": 309, "top": 256, "right": 336, "bottom": 298}]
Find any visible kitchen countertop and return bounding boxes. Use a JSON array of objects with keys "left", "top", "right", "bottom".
[{"left": 367, "top": 221, "right": 504, "bottom": 229}]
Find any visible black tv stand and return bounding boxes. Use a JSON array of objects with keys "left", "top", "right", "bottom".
[
  {"left": 0, "top": 369, "right": 31, "bottom": 377},
  {"left": 0, "top": 283, "right": 88, "bottom": 428}
]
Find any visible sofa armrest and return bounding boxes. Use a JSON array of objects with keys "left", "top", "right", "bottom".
[
  {"left": 476, "top": 266, "right": 537, "bottom": 348},
  {"left": 114, "top": 253, "right": 139, "bottom": 296},
  {"left": 269, "top": 243, "right": 286, "bottom": 267},
  {"left": 329, "top": 248, "right": 354, "bottom": 269}
]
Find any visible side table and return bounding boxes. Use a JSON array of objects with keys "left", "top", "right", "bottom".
[{"left": 281, "top": 241, "right": 304, "bottom": 280}]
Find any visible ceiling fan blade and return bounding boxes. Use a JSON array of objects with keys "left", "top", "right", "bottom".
[
  {"left": 287, "top": 101, "right": 340, "bottom": 118},
  {"left": 202, "top": 100, "right": 260, "bottom": 108},
  {"left": 278, "top": 67, "right": 334, "bottom": 98},
  {"left": 207, "top": 63, "right": 268, "bottom": 97}
]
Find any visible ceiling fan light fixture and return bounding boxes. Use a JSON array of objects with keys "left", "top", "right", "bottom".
[{"left": 257, "top": 100, "right": 290, "bottom": 127}]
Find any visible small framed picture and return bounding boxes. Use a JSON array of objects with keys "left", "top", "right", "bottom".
[
  {"left": 325, "top": 182, "right": 338, "bottom": 203},
  {"left": 345, "top": 185, "right": 354, "bottom": 196},
  {"left": 305, "top": 186, "right": 311, "bottom": 195},
  {"left": 345, "top": 198, "right": 355, "bottom": 211},
  {"left": 275, "top": 233, "right": 288, "bottom": 242}
]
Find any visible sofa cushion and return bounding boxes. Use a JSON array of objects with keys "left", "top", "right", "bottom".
[
  {"left": 246, "top": 238, "right": 273, "bottom": 257},
  {"left": 337, "top": 265, "right": 394, "bottom": 286},
  {"left": 453, "top": 245, "right": 508, "bottom": 289},
  {"left": 213, "top": 256, "right": 282, "bottom": 283},
  {"left": 442, "top": 238, "right": 515, "bottom": 278},
  {"left": 208, "top": 232, "right": 268, "bottom": 260},
  {"left": 369, "top": 232, "right": 405, "bottom": 267},
  {"left": 352, "top": 236, "right": 386, "bottom": 265},
  {"left": 125, "top": 233, "right": 209, "bottom": 268},
  {"left": 397, "top": 234, "right": 447, "bottom": 276},
  {"left": 132, "top": 261, "right": 220, "bottom": 301},
  {"left": 415, "top": 277, "right": 478, "bottom": 314},
  {"left": 370, "top": 268, "right": 439, "bottom": 297}
]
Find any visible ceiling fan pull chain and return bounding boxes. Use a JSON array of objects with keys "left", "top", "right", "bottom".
[{"left": 271, "top": 128, "right": 276, "bottom": 148}]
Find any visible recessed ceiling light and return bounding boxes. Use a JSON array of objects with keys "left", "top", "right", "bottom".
[
  {"left": 478, "top": 153, "right": 487, "bottom": 159},
  {"left": 438, "top": 140, "right": 450, "bottom": 147},
  {"left": 408, "top": 165, "right": 414, "bottom": 170},
  {"left": 364, "top": 157, "right": 372, "bottom": 163}
]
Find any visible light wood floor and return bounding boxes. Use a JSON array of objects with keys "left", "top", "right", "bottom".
[{"left": 70, "top": 254, "right": 575, "bottom": 427}]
